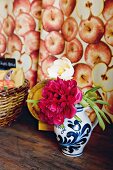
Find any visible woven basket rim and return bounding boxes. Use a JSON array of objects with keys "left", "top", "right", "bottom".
[{"left": 0, "top": 79, "right": 29, "bottom": 97}]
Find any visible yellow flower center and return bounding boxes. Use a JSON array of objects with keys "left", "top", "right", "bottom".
[{"left": 58, "top": 64, "right": 70, "bottom": 75}]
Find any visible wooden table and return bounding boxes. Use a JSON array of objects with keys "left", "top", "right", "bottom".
[{"left": 0, "top": 107, "right": 113, "bottom": 170}]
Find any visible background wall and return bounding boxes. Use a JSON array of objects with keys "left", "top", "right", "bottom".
[
  {"left": 0, "top": 0, "right": 112, "bottom": 123},
  {"left": 38, "top": 0, "right": 113, "bottom": 122},
  {"left": 0, "top": 0, "right": 41, "bottom": 88}
]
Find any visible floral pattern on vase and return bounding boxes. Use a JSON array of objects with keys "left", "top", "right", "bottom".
[{"left": 54, "top": 105, "right": 98, "bottom": 157}]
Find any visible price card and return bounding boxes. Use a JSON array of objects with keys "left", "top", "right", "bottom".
[{"left": 0, "top": 58, "right": 16, "bottom": 70}]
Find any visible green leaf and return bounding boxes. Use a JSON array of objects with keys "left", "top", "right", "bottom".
[
  {"left": 95, "top": 100, "right": 109, "bottom": 106},
  {"left": 85, "top": 91, "right": 98, "bottom": 98},
  {"left": 84, "top": 88, "right": 101, "bottom": 102},
  {"left": 85, "top": 99, "right": 105, "bottom": 130},
  {"left": 82, "top": 96, "right": 110, "bottom": 129},
  {"left": 88, "top": 96, "right": 98, "bottom": 101},
  {"left": 80, "top": 98, "right": 89, "bottom": 107},
  {"left": 93, "top": 105, "right": 110, "bottom": 124},
  {"left": 26, "top": 99, "right": 38, "bottom": 107},
  {"left": 4, "top": 86, "right": 8, "bottom": 90},
  {"left": 60, "top": 124, "right": 65, "bottom": 129},
  {"left": 74, "top": 115, "right": 82, "bottom": 122},
  {"left": 84, "top": 86, "right": 100, "bottom": 95},
  {"left": 93, "top": 107, "right": 105, "bottom": 130}
]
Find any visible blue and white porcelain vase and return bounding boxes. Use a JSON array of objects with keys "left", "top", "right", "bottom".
[{"left": 54, "top": 104, "right": 98, "bottom": 157}]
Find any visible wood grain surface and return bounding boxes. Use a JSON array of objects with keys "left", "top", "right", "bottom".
[{"left": 0, "top": 106, "right": 113, "bottom": 170}]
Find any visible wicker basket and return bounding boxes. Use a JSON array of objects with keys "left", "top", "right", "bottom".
[{"left": 0, "top": 79, "right": 29, "bottom": 127}]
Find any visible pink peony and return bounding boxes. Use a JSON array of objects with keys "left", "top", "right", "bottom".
[{"left": 38, "top": 78, "right": 82, "bottom": 125}]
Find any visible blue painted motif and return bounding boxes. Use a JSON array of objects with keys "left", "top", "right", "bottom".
[{"left": 56, "top": 119, "right": 91, "bottom": 154}]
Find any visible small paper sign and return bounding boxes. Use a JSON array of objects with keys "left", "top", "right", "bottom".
[{"left": 0, "top": 58, "right": 16, "bottom": 70}]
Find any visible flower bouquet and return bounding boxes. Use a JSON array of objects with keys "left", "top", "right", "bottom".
[{"left": 27, "top": 57, "right": 111, "bottom": 156}]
